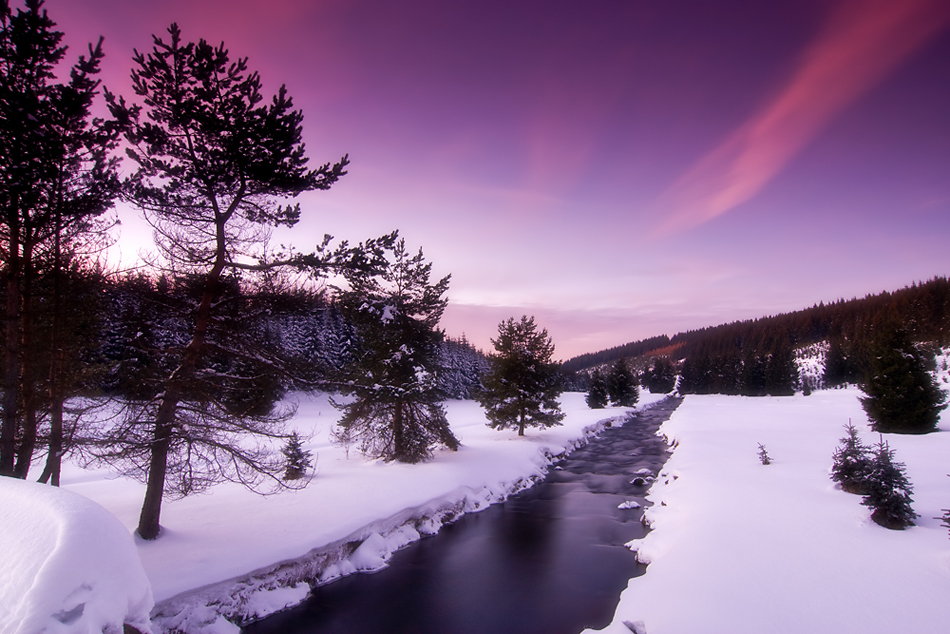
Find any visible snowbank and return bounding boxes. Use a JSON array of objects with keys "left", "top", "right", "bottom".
[
  {"left": 59, "top": 391, "right": 665, "bottom": 631},
  {"left": 0, "top": 477, "right": 153, "bottom": 634},
  {"left": 591, "top": 389, "right": 950, "bottom": 634}
]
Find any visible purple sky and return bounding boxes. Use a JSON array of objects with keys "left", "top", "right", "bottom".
[{"left": 49, "top": 0, "right": 950, "bottom": 359}]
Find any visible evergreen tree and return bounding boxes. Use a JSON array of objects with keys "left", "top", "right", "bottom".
[
  {"left": 282, "top": 432, "right": 312, "bottom": 480},
  {"left": 645, "top": 356, "right": 676, "bottom": 393},
  {"left": 477, "top": 316, "right": 564, "bottom": 436},
  {"left": 823, "top": 335, "right": 861, "bottom": 387},
  {"left": 741, "top": 351, "right": 767, "bottom": 396},
  {"left": 765, "top": 338, "right": 798, "bottom": 396},
  {"left": 862, "top": 439, "right": 917, "bottom": 529},
  {"left": 860, "top": 319, "right": 947, "bottom": 434},
  {"left": 585, "top": 369, "right": 609, "bottom": 409},
  {"left": 332, "top": 239, "right": 457, "bottom": 463},
  {"left": 100, "top": 24, "right": 386, "bottom": 540},
  {"left": 830, "top": 421, "right": 873, "bottom": 494},
  {"left": 607, "top": 357, "right": 639, "bottom": 407},
  {"left": 0, "top": 0, "right": 120, "bottom": 478}
]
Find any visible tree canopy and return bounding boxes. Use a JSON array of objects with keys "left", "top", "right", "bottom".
[
  {"left": 332, "top": 239, "right": 458, "bottom": 463},
  {"left": 477, "top": 315, "right": 564, "bottom": 436}
]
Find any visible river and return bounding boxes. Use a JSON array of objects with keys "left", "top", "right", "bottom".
[{"left": 243, "top": 397, "right": 681, "bottom": 634}]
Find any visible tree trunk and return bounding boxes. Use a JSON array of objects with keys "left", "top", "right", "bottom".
[
  {"left": 36, "top": 393, "right": 63, "bottom": 485},
  {"left": 14, "top": 239, "right": 37, "bottom": 478},
  {"left": 40, "top": 223, "right": 65, "bottom": 486},
  {"left": 393, "top": 400, "right": 404, "bottom": 460},
  {"left": 1, "top": 205, "right": 20, "bottom": 476},
  {"left": 136, "top": 210, "right": 229, "bottom": 539},
  {"left": 136, "top": 388, "right": 179, "bottom": 540}
]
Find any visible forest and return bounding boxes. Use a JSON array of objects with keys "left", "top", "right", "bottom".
[{"left": 564, "top": 276, "right": 950, "bottom": 396}]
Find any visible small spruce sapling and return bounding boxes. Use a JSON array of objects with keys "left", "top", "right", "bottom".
[
  {"left": 830, "top": 421, "right": 873, "bottom": 494},
  {"left": 282, "top": 432, "right": 313, "bottom": 481},
  {"left": 757, "top": 443, "right": 771, "bottom": 465},
  {"left": 862, "top": 438, "right": 917, "bottom": 530}
]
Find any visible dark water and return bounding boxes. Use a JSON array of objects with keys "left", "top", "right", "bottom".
[{"left": 243, "top": 398, "right": 681, "bottom": 634}]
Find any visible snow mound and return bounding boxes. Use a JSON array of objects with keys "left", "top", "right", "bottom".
[
  {"left": 618, "top": 500, "right": 641, "bottom": 510},
  {"left": 0, "top": 477, "right": 153, "bottom": 634}
]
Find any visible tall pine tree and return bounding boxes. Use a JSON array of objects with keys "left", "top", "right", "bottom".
[
  {"left": 586, "top": 369, "right": 609, "bottom": 409},
  {"left": 607, "top": 357, "right": 639, "bottom": 407},
  {"left": 100, "top": 24, "right": 386, "bottom": 540},
  {"left": 477, "top": 316, "right": 564, "bottom": 436},
  {"left": 332, "top": 239, "right": 458, "bottom": 463},
  {"left": 860, "top": 318, "right": 947, "bottom": 434}
]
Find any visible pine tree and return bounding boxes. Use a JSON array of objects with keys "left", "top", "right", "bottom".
[
  {"left": 99, "top": 24, "right": 387, "bottom": 540},
  {"left": 586, "top": 369, "right": 609, "bottom": 409},
  {"left": 607, "top": 357, "right": 639, "bottom": 407},
  {"left": 862, "top": 439, "right": 917, "bottom": 529},
  {"left": 757, "top": 443, "right": 771, "bottom": 465},
  {"left": 0, "top": 0, "right": 120, "bottom": 477},
  {"left": 645, "top": 356, "right": 676, "bottom": 393},
  {"left": 332, "top": 239, "right": 458, "bottom": 463},
  {"left": 765, "top": 338, "right": 798, "bottom": 396},
  {"left": 830, "top": 421, "right": 872, "bottom": 494},
  {"left": 741, "top": 351, "right": 767, "bottom": 396},
  {"left": 477, "top": 316, "right": 564, "bottom": 436},
  {"left": 860, "top": 319, "right": 947, "bottom": 434},
  {"left": 282, "top": 432, "right": 312, "bottom": 480}
]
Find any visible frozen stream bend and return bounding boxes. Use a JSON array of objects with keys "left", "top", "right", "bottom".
[{"left": 243, "top": 396, "right": 683, "bottom": 634}]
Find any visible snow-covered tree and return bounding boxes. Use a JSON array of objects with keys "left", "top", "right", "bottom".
[
  {"left": 830, "top": 421, "right": 873, "bottom": 494},
  {"left": 438, "top": 336, "right": 490, "bottom": 399},
  {"left": 860, "top": 319, "right": 947, "bottom": 434},
  {"left": 607, "top": 357, "right": 639, "bottom": 407},
  {"left": 282, "top": 432, "right": 312, "bottom": 480},
  {"left": 586, "top": 369, "right": 609, "bottom": 409},
  {"left": 332, "top": 239, "right": 458, "bottom": 463},
  {"left": 862, "top": 439, "right": 917, "bottom": 529},
  {"left": 477, "top": 315, "right": 564, "bottom": 436},
  {"left": 644, "top": 356, "right": 676, "bottom": 393}
]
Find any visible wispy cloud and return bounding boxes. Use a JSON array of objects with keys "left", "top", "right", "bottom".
[{"left": 654, "top": 0, "right": 950, "bottom": 235}]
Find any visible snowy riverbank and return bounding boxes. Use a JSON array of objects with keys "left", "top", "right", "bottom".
[
  {"left": 590, "top": 388, "right": 950, "bottom": 634},
  {"left": 59, "top": 391, "right": 667, "bottom": 632}
]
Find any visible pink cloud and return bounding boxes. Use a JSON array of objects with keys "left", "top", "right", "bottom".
[{"left": 654, "top": 0, "right": 950, "bottom": 235}]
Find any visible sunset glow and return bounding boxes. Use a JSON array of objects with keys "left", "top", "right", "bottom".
[{"left": 47, "top": 0, "right": 950, "bottom": 358}]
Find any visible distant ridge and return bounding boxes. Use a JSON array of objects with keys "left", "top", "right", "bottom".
[{"left": 561, "top": 276, "right": 950, "bottom": 374}]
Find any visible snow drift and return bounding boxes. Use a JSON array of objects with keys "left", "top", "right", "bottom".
[{"left": 0, "top": 477, "right": 153, "bottom": 634}]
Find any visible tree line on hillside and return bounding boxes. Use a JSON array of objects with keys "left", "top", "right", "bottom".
[{"left": 563, "top": 277, "right": 950, "bottom": 397}]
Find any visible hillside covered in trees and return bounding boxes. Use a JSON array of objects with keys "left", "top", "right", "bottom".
[{"left": 562, "top": 277, "right": 950, "bottom": 396}]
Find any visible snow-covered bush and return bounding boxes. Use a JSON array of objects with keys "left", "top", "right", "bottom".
[{"left": 757, "top": 443, "right": 771, "bottom": 465}]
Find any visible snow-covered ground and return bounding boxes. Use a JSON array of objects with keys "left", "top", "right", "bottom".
[
  {"left": 55, "top": 391, "right": 666, "bottom": 631},
  {"left": 591, "top": 388, "right": 950, "bottom": 634},
  {"left": 9, "top": 363, "right": 950, "bottom": 633}
]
